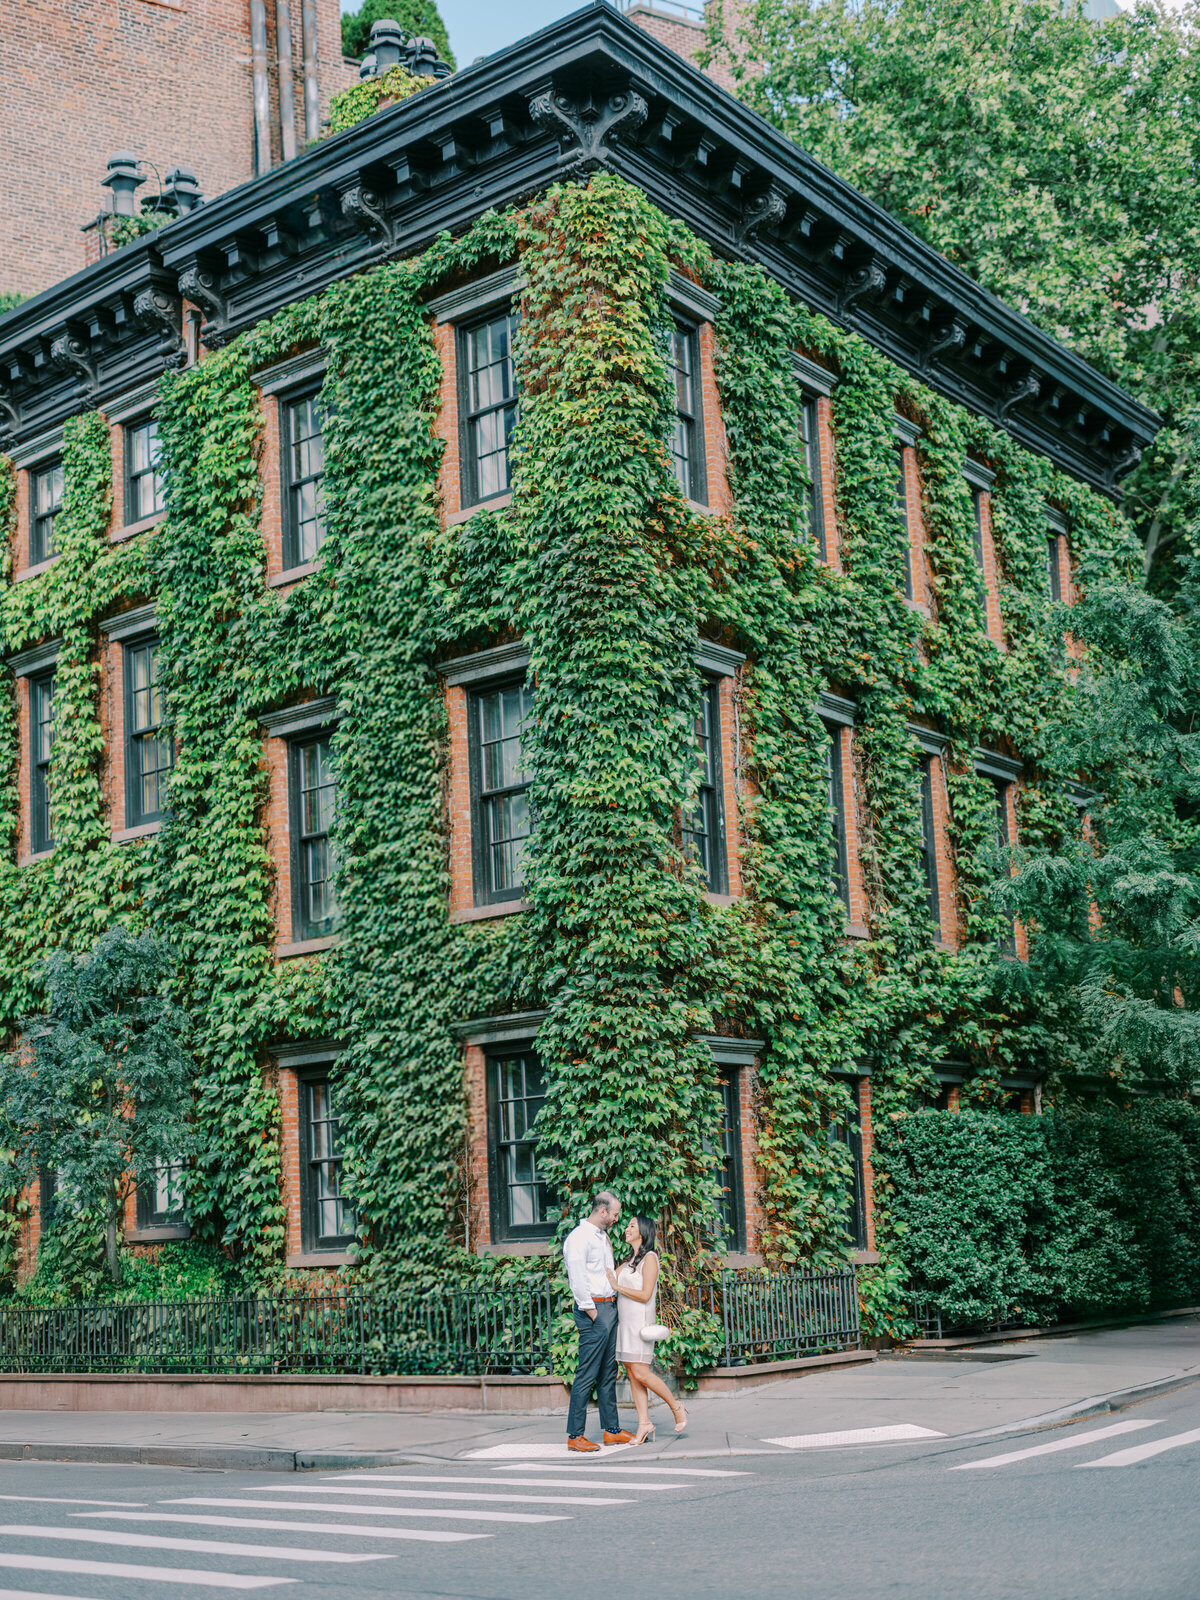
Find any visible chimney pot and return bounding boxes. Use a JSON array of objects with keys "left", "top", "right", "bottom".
[
  {"left": 101, "top": 151, "right": 145, "bottom": 217},
  {"left": 368, "top": 18, "right": 407, "bottom": 73},
  {"left": 406, "top": 35, "right": 451, "bottom": 79},
  {"left": 163, "top": 167, "right": 204, "bottom": 215},
  {"left": 359, "top": 52, "right": 377, "bottom": 80}
]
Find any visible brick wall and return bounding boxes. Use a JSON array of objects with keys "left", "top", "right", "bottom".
[
  {"left": 0, "top": 0, "right": 355, "bottom": 299},
  {"left": 622, "top": 1, "right": 749, "bottom": 95}
]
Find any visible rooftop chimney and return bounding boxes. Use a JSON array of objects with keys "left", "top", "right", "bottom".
[
  {"left": 406, "top": 36, "right": 452, "bottom": 80},
  {"left": 369, "top": 18, "right": 407, "bottom": 73},
  {"left": 163, "top": 167, "right": 204, "bottom": 215},
  {"left": 101, "top": 152, "right": 144, "bottom": 217}
]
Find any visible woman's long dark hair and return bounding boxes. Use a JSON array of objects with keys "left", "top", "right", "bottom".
[{"left": 629, "top": 1216, "right": 657, "bottom": 1273}]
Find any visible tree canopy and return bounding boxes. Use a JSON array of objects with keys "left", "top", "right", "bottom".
[{"left": 340, "top": 0, "right": 455, "bottom": 68}]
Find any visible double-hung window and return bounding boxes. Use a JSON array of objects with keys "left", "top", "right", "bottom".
[
  {"left": 825, "top": 721, "right": 851, "bottom": 911},
  {"left": 136, "top": 1157, "right": 188, "bottom": 1235},
  {"left": 486, "top": 1046, "right": 555, "bottom": 1243},
  {"left": 896, "top": 447, "right": 914, "bottom": 600},
  {"left": 668, "top": 321, "right": 706, "bottom": 503},
  {"left": 918, "top": 755, "right": 941, "bottom": 936},
  {"left": 124, "top": 638, "right": 172, "bottom": 826},
  {"left": 30, "top": 460, "right": 63, "bottom": 567},
  {"left": 1046, "top": 535, "right": 1062, "bottom": 602},
  {"left": 992, "top": 778, "right": 1017, "bottom": 955},
  {"left": 829, "top": 1079, "right": 868, "bottom": 1251},
  {"left": 125, "top": 417, "right": 165, "bottom": 523},
  {"left": 683, "top": 679, "right": 727, "bottom": 894},
  {"left": 714, "top": 1068, "right": 746, "bottom": 1253},
  {"left": 300, "top": 1074, "right": 356, "bottom": 1252},
  {"left": 460, "top": 309, "right": 518, "bottom": 506},
  {"left": 800, "top": 394, "right": 826, "bottom": 560},
  {"left": 30, "top": 672, "right": 55, "bottom": 854},
  {"left": 282, "top": 389, "right": 326, "bottom": 568},
  {"left": 289, "top": 735, "right": 340, "bottom": 941},
  {"left": 469, "top": 679, "right": 533, "bottom": 905}
]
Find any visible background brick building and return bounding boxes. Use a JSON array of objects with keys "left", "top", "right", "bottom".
[{"left": 1, "top": 0, "right": 356, "bottom": 300}]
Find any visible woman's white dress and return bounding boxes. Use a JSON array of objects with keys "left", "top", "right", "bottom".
[{"left": 616, "top": 1253, "right": 657, "bottom": 1364}]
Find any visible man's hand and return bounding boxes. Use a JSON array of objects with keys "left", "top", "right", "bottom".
[{"left": 586, "top": 1308, "right": 597, "bottom": 1321}]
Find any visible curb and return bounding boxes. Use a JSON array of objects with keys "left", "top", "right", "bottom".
[
  {"left": 959, "top": 1368, "right": 1200, "bottom": 1442},
  {"left": 0, "top": 1442, "right": 422, "bottom": 1473}
]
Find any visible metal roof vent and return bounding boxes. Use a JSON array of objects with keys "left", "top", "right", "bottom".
[{"left": 101, "top": 152, "right": 144, "bottom": 217}]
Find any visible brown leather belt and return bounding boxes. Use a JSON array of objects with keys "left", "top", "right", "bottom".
[{"left": 592, "top": 1295, "right": 616, "bottom": 1303}]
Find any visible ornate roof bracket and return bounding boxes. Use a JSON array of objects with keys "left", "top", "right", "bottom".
[
  {"left": 998, "top": 367, "right": 1042, "bottom": 421},
  {"left": 338, "top": 180, "right": 400, "bottom": 253},
  {"left": 840, "top": 254, "right": 888, "bottom": 320},
  {"left": 921, "top": 314, "right": 968, "bottom": 372},
  {"left": 133, "top": 286, "right": 187, "bottom": 371},
  {"left": 177, "top": 261, "right": 232, "bottom": 349},
  {"left": 49, "top": 330, "right": 100, "bottom": 399},
  {"left": 734, "top": 182, "right": 788, "bottom": 253},
  {"left": 528, "top": 84, "right": 648, "bottom": 171}
]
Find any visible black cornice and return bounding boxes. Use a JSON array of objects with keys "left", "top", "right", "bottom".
[{"left": 0, "top": 2, "right": 1158, "bottom": 492}]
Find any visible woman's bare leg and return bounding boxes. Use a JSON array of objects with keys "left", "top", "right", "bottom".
[
  {"left": 625, "top": 1366, "right": 650, "bottom": 1432},
  {"left": 627, "top": 1362, "right": 682, "bottom": 1421}
]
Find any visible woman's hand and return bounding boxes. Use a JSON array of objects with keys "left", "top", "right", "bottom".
[{"left": 605, "top": 1268, "right": 618, "bottom": 1289}]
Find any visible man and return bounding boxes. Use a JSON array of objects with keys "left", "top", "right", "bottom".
[{"left": 563, "top": 1189, "right": 634, "bottom": 1452}]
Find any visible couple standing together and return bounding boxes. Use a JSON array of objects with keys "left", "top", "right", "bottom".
[{"left": 563, "top": 1189, "right": 688, "bottom": 1451}]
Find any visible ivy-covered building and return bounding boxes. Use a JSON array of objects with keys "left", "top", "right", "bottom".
[{"left": 0, "top": 5, "right": 1159, "bottom": 1291}]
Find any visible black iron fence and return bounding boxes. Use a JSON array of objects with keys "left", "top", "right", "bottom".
[
  {"left": 910, "top": 1298, "right": 1029, "bottom": 1341},
  {"left": 688, "top": 1264, "right": 861, "bottom": 1368},
  {"left": 0, "top": 1264, "right": 862, "bottom": 1377}
]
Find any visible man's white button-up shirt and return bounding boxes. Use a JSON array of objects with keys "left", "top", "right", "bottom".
[{"left": 563, "top": 1218, "right": 615, "bottom": 1312}]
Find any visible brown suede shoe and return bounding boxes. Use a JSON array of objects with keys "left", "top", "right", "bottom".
[
  {"left": 567, "top": 1435, "right": 601, "bottom": 1452},
  {"left": 603, "top": 1430, "right": 636, "bottom": 1445}
]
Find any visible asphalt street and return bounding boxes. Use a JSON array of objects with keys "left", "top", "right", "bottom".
[{"left": 0, "top": 1379, "right": 1194, "bottom": 1600}]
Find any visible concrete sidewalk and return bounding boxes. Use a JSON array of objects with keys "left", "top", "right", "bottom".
[{"left": 0, "top": 1318, "right": 1194, "bottom": 1471}]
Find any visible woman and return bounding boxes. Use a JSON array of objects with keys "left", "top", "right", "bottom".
[{"left": 606, "top": 1216, "right": 687, "bottom": 1445}]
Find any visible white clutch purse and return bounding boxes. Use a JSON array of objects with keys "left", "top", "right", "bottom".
[{"left": 641, "top": 1324, "right": 670, "bottom": 1342}]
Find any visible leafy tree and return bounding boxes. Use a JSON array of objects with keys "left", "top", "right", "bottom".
[
  {"left": 341, "top": 0, "right": 454, "bottom": 68},
  {"left": 5, "top": 928, "right": 193, "bottom": 1287},
  {"left": 709, "top": 0, "right": 1200, "bottom": 585}
]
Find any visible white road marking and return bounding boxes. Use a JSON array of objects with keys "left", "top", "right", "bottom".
[
  {"left": 326, "top": 1473, "right": 685, "bottom": 1492},
  {"left": 491, "top": 1464, "right": 747, "bottom": 1478},
  {"left": 468, "top": 1442, "right": 633, "bottom": 1459},
  {"left": 0, "top": 1524, "right": 387, "bottom": 1564},
  {"left": 0, "top": 1496, "right": 146, "bottom": 1508},
  {"left": 765, "top": 1425, "right": 945, "bottom": 1449},
  {"left": 165, "top": 1497, "right": 565, "bottom": 1524},
  {"left": 950, "top": 1420, "right": 1157, "bottom": 1469},
  {"left": 0, "top": 1552, "right": 291, "bottom": 1588},
  {"left": 0, "top": 1590, "right": 159, "bottom": 1600},
  {"left": 1076, "top": 1426, "right": 1200, "bottom": 1469},
  {"left": 252, "top": 1484, "right": 632, "bottom": 1507},
  {"left": 75, "top": 1512, "right": 488, "bottom": 1543}
]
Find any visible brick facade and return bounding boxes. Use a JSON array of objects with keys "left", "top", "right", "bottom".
[{"left": 0, "top": 0, "right": 356, "bottom": 299}]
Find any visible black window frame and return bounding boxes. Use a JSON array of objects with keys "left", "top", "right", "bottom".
[
  {"left": 298, "top": 1069, "right": 356, "bottom": 1254},
  {"left": 918, "top": 754, "right": 941, "bottom": 936},
  {"left": 30, "top": 458, "right": 63, "bottom": 567},
  {"left": 668, "top": 319, "right": 707, "bottom": 505},
  {"left": 287, "top": 730, "right": 340, "bottom": 942},
  {"left": 683, "top": 677, "right": 728, "bottom": 895},
  {"left": 123, "top": 636, "right": 173, "bottom": 828},
  {"left": 829, "top": 1078, "right": 868, "bottom": 1252},
  {"left": 485, "top": 1044, "right": 556, "bottom": 1244},
  {"left": 124, "top": 416, "right": 166, "bottom": 525},
  {"left": 1046, "top": 532, "right": 1062, "bottom": 602},
  {"left": 134, "top": 1156, "right": 190, "bottom": 1237},
  {"left": 467, "top": 674, "right": 534, "bottom": 907},
  {"left": 458, "top": 305, "right": 518, "bottom": 509},
  {"left": 824, "top": 719, "right": 851, "bottom": 913},
  {"left": 800, "top": 392, "right": 826, "bottom": 560},
  {"left": 281, "top": 385, "right": 327, "bottom": 570},
  {"left": 896, "top": 445, "right": 914, "bottom": 600},
  {"left": 30, "top": 669, "right": 55, "bottom": 855},
  {"left": 993, "top": 777, "right": 1017, "bottom": 956},
  {"left": 714, "top": 1066, "right": 747, "bottom": 1254}
]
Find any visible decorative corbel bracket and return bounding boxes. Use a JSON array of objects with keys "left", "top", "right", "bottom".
[
  {"left": 133, "top": 286, "right": 187, "bottom": 371},
  {"left": 529, "top": 86, "right": 648, "bottom": 170},
  {"left": 921, "top": 314, "right": 967, "bottom": 372},
  {"left": 839, "top": 254, "right": 888, "bottom": 319},
  {"left": 177, "top": 263, "right": 231, "bottom": 348},
  {"left": 734, "top": 183, "right": 787, "bottom": 252},
  {"left": 50, "top": 331, "right": 99, "bottom": 399},
  {"left": 0, "top": 388, "right": 19, "bottom": 451},
  {"left": 339, "top": 183, "right": 399, "bottom": 253},
  {"left": 998, "top": 368, "right": 1041, "bottom": 420},
  {"left": 1107, "top": 442, "right": 1142, "bottom": 486}
]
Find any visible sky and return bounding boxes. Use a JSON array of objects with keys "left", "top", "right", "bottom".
[{"left": 340, "top": 0, "right": 587, "bottom": 65}]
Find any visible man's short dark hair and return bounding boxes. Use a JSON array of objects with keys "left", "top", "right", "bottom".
[{"left": 592, "top": 1189, "right": 619, "bottom": 1214}]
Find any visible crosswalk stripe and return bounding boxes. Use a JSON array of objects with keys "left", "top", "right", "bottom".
[
  {"left": 75, "top": 1512, "right": 489, "bottom": 1543},
  {"left": 0, "top": 1552, "right": 292, "bottom": 1589},
  {"left": 0, "top": 1496, "right": 146, "bottom": 1508},
  {"left": 165, "top": 1497, "right": 566, "bottom": 1524},
  {"left": 0, "top": 1589, "right": 159, "bottom": 1600},
  {"left": 950, "top": 1420, "right": 1156, "bottom": 1470},
  {"left": 0, "top": 1524, "right": 388, "bottom": 1564},
  {"left": 253, "top": 1485, "right": 632, "bottom": 1507},
  {"left": 1076, "top": 1426, "right": 1200, "bottom": 1468},
  {"left": 766, "top": 1425, "right": 944, "bottom": 1449},
  {"left": 326, "top": 1474, "right": 686, "bottom": 1492},
  {"left": 491, "top": 1465, "right": 748, "bottom": 1478}
]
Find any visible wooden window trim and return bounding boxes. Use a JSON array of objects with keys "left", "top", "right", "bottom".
[
  {"left": 457, "top": 306, "right": 518, "bottom": 510},
  {"left": 716, "top": 1065, "right": 747, "bottom": 1254},
  {"left": 467, "top": 672, "right": 533, "bottom": 908},
  {"left": 801, "top": 392, "right": 826, "bottom": 561},
  {"left": 280, "top": 386, "right": 326, "bottom": 571},
  {"left": 669, "top": 320, "right": 707, "bottom": 506},
  {"left": 919, "top": 754, "right": 941, "bottom": 937},
  {"left": 29, "top": 670, "right": 55, "bottom": 856},
  {"left": 124, "top": 416, "right": 165, "bottom": 526},
  {"left": 29, "top": 459, "right": 63, "bottom": 568},
  {"left": 287, "top": 732, "right": 339, "bottom": 944},
  {"left": 485, "top": 1042, "right": 556, "bottom": 1245},
  {"left": 296, "top": 1067, "right": 357, "bottom": 1255},
  {"left": 123, "top": 636, "right": 172, "bottom": 829}
]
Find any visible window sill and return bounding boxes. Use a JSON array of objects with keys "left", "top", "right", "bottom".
[
  {"left": 446, "top": 492, "right": 512, "bottom": 526},
  {"left": 685, "top": 498, "right": 711, "bottom": 515},
  {"left": 904, "top": 596, "right": 932, "bottom": 618},
  {"left": 276, "top": 936, "right": 339, "bottom": 959},
  {"left": 19, "top": 848, "right": 54, "bottom": 866},
  {"left": 450, "top": 899, "right": 526, "bottom": 924},
  {"left": 704, "top": 891, "right": 738, "bottom": 907},
  {"left": 112, "top": 819, "right": 163, "bottom": 843},
  {"left": 846, "top": 922, "right": 871, "bottom": 940},
  {"left": 477, "top": 1239, "right": 553, "bottom": 1258},
  {"left": 127, "top": 1224, "right": 191, "bottom": 1243},
  {"left": 850, "top": 1249, "right": 880, "bottom": 1265},
  {"left": 721, "top": 1252, "right": 764, "bottom": 1268},
  {"left": 14, "top": 557, "right": 57, "bottom": 583},
  {"left": 286, "top": 1250, "right": 355, "bottom": 1268},
  {"left": 268, "top": 560, "right": 322, "bottom": 588},
  {"left": 110, "top": 513, "right": 162, "bottom": 545}
]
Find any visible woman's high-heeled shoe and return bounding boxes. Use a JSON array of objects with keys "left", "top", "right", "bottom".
[
  {"left": 632, "top": 1423, "right": 656, "bottom": 1446},
  {"left": 672, "top": 1404, "right": 688, "bottom": 1435}
]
